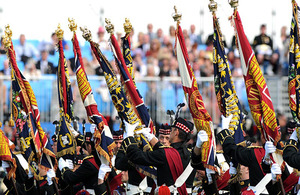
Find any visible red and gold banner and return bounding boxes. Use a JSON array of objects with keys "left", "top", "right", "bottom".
[{"left": 232, "top": 11, "right": 280, "bottom": 145}]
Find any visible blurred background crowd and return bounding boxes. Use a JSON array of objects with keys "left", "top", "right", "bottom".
[{"left": 0, "top": 22, "right": 292, "bottom": 146}]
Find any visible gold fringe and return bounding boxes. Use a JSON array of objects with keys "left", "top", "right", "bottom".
[{"left": 228, "top": 164, "right": 241, "bottom": 184}]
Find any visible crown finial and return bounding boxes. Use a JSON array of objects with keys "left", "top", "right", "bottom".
[
  {"left": 68, "top": 18, "right": 77, "bottom": 32},
  {"left": 124, "top": 18, "right": 132, "bottom": 34},
  {"left": 172, "top": 6, "right": 182, "bottom": 23},
  {"left": 80, "top": 26, "right": 92, "bottom": 42},
  {"left": 55, "top": 24, "right": 64, "bottom": 40},
  {"left": 3, "top": 25, "right": 12, "bottom": 48},
  {"left": 229, "top": 0, "right": 239, "bottom": 9},
  {"left": 105, "top": 18, "right": 114, "bottom": 35},
  {"left": 208, "top": 0, "right": 218, "bottom": 13}
]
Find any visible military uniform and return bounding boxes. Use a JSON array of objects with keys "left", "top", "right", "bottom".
[
  {"left": 121, "top": 118, "right": 196, "bottom": 194},
  {"left": 217, "top": 129, "right": 290, "bottom": 194}
]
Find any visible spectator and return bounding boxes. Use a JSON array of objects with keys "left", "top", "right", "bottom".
[
  {"left": 35, "top": 50, "right": 55, "bottom": 74},
  {"left": 169, "top": 25, "right": 176, "bottom": 46},
  {"left": 147, "top": 23, "right": 155, "bottom": 41},
  {"left": 138, "top": 34, "right": 150, "bottom": 56},
  {"left": 132, "top": 48, "right": 147, "bottom": 77},
  {"left": 253, "top": 24, "right": 273, "bottom": 62},
  {"left": 0, "top": 37, "right": 6, "bottom": 55},
  {"left": 159, "top": 56, "right": 170, "bottom": 77},
  {"left": 0, "top": 59, "right": 11, "bottom": 76},
  {"left": 97, "top": 26, "right": 109, "bottom": 51},
  {"left": 156, "top": 28, "right": 164, "bottom": 45},
  {"left": 14, "top": 34, "right": 40, "bottom": 65},
  {"left": 169, "top": 56, "right": 179, "bottom": 77},
  {"left": 189, "top": 24, "right": 202, "bottom": 45},
  {"left": 146, "top": 39, "right": 161, "bottom": 59},
  {"left": 278, "top": 26, "right": 290, "bottom": 76},
  {"left": 23, "top": 58, "right": 41, "bottom": 78},
  {"left": 82, "top": 57, "right": 95, "bottom": 75}
]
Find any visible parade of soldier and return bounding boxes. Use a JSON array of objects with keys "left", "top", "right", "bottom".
[{"left": 1, "top": 0, "right": 300, "bottom": 194}]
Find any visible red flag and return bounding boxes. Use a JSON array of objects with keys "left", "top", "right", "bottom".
[{"left": 232, "top": 11, "right": 280, "bottom": 145}]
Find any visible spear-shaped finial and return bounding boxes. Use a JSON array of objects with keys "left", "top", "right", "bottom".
[
  {"left": 229, "top": 0, "right": 239, "bottom": 10},
  {"left": 68, "top": 18, "right": 77, "bottom": 33},
  {"left": 55, "top": 23, "right": 64, "bottom": 40},
  {"left": 208, "top": 0, "right": 218, "bottom": 13},
  {"left": 105, "top": 18, "right": 114, "bottom": 35},
  {"left": 124, "top": 18, "right": 132, "bottom": 34},
  {"left": 172, "top": 6, "right": 182, "bottom": 23},
  {"left": 80, "top": 26, "right": 92, "bottom": 42},
  {"left": 3, "top": 25, "right": 12, "bottom": 48}
]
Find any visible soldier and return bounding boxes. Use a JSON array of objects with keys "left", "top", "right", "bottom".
[
  {"left": 216, "top": 115, "right": 289, "bottom": 194},
  {"left": 58, "top": 132, "right": 100, "bottom": 195},
  {"left": 157, "top": 123, "right": 171, "bottom": 147},
  {"left": 121, "top": 117, "right": 196, "bottom": 194}
]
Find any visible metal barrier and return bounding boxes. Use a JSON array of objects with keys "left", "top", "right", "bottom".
[{"left": 0, "top": 75, "right": 291, "bottom": 126}]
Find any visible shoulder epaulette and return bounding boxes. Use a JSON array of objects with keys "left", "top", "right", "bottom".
[
  {"left": 83, "top": 155, "right": 94, "bottom": 161},
  {"left": 247, "top": 146, "right": 263, "bottom": 149},
  {"left": 13, "top": 151, "right": 22, "bottom": 155},
  {"left": 159, "top": 145, "right": 172, "bottom": 149},
  {"left": 216, "top": 150, "right": 224, "bottom": 154}
]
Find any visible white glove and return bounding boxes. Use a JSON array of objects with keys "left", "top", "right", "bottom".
[
  {"left": 65, "top": 159, "right": 74, "bottom": 170},
  {"left": 46, "top": 169, "right": 56, "bottom": 185},
  {"left": 98, "top": 163, "right": 111, "bottom": 180},
  {"left": 271, "top": 163, "right": 281, "bottom": 181},
  {"left": 206, "top": 168, "right": 215, "bottom": 185},
  {"left": 196, "top": 130, "right": 208, "bottom": 148},
  {"left": 123, "top": 121, "right": 139, "bottom": 138},
  {"left": 90, "top": 124, "right": 96, "bottom": 134},
  {"left": 1, "top": 161, "right": 10, "bottom": 170},
  {"left": 229, "top": 162, "right": 237, "bottom": 176},
  {"left": 58, "top": 157, "right": 69, "bottom": 171},
  {"left": 136, "top": 127, "right": 155, "bottom": 142},
  {"left": 28, "top": 167, "right": 34, "bottom": 178},
  {"left": 290, "top": 129, "right": 298, "bottom": 142},
  {"left": 69, "top": 125, "right": 79, "bottom": 137},
  {"left": 264, "top": 141, "right": 276, "bottom": 163},
  {"left": 221, "top": 114, "right": 233, "bottom": 130}
]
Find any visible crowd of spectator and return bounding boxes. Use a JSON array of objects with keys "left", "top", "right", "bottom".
[
  {"left": 0, "top": 23, "right": 290, "bottom": 79},
  {"left": 0, "top": 23, "right": 292, "bottom": 142}
]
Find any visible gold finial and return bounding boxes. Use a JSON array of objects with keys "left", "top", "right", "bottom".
[
  {"left": 68, "top": 18, "right": 77, "bottom": 32},
  {"left": 229, "top": 0, "right": 239, "bottom": 9},
  {"left": 55, "top": 24, "right": 64, "bottom": 40},
  {"left": 124, "top": 18, "right": 132, "bottom": 34},
  {"left": 105, "top": 18, "right": 114, "bottom": 35},
  {"left": 208, "top": 0, "right": 218, "bottom": 13},
  {"left": 4, "top": 25, "right": 12, "bottom": 39},
  {"left": 80, "top": 26, "right": 92, "bottom": 42},
  {"left": 3, "top": 25, "right": 12, "bottom": 48},
  {"left": 172, "top": 6, "right": 182, "bottom": 23}
]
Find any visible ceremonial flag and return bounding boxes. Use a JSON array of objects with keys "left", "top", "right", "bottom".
[
  {"left": 11, "top": 72, "right": 40, "bottom": 177},
  {"left": 4, "top": 28, "right": 56, "bottom": 170},
  {"left": 70, "top": 29, "right": 115, "bottom": 165},
  {"left": 0, "top": 129, "right": 16, "bottom": 179},
  {"left": 175, "top": 22, "right": 215, "bottom": 169},
  {"left": 212, "top": 15, "right": 245, "bottom": 144},
  {"left": 108, "top": 25, "right": 155, "bottom": 134},
  {"left": 56, "top": 32, "right": 76, "bottom": 159},
  {"left": 81, "top": 25, "right": 156, "bottom": 178},
  {"left": 121, "top": 19, "right": 135, "bottom": 82},
  {"left": 231, "top": 10, "right": 281, "bottom": 146},
  {"left": 288, "top": 1, "right": 300, "bottom": 132}
]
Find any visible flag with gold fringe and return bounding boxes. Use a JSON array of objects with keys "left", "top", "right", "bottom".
[
  {"left": 212, "top": 14, "right": 245, "bottom": 145},
  {"left": 3, "top": 25, "right": 57, "bottom": 170},
  {"left": 105, "top": 19, "right": 155, "bottom": 134},
  {"left": 69, "top": 21, "right": 115, "bottom": 166},
  {"left": 288, "top": 1, "right": 300, "bottom": 144},
  {"left": 173, "top": 11, "right": 216, "bottom": 170},
  {"left": 11, "top": 70, "right": 41, "bottom": 177},
  {"left": 0, "top": 129, "right": 16, "bottom": 179},
  {"left": 56, "top": 25, "right": 76, "bottom": 159},
  {"left": 230, "top": 9, "right": 281, "bottom": 146}
]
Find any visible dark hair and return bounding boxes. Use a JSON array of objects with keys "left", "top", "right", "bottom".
[{"left": 177, "top": 128, "right": 191, "bottom": 160}]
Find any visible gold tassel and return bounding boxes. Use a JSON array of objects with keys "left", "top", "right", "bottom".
[
  {"left": 9, "top": 114, "right": 15, "bottom": 127},
  {"left": 0, "top": 121, "right": 2, "bottom": 128}
]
